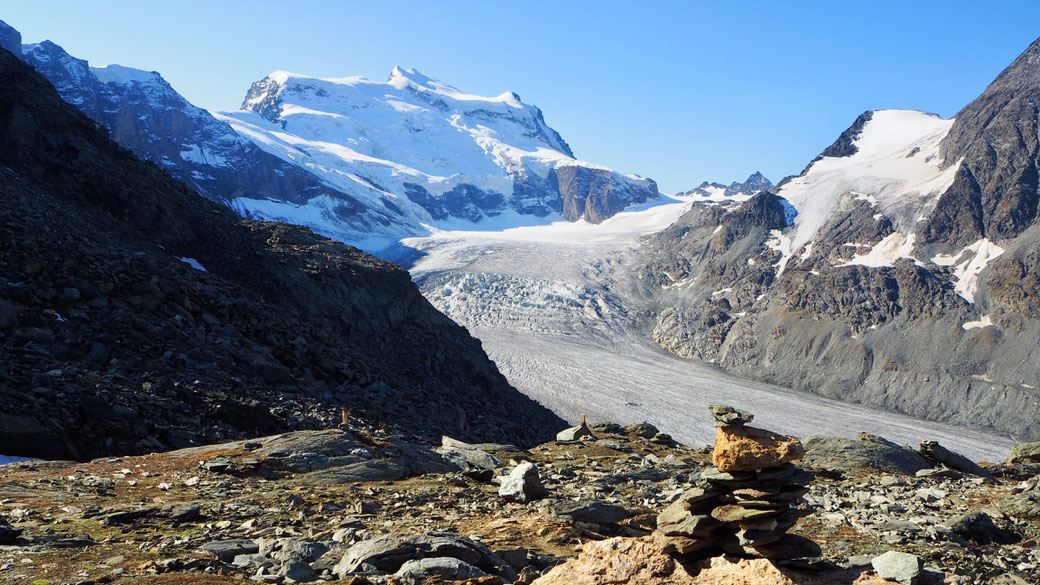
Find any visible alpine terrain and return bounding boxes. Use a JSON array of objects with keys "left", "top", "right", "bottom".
[
  {"left": 2, "top": 20, "right": 657, "bottom": 252},
  {"left": 644, "top": 38, "right": 1040, "bottom": 442},
  {"left": 0, "top": 41, "right": 564, "bottom": 460}
]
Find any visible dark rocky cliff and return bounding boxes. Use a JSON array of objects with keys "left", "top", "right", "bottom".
[{"left": 0, "top": 47, "right": 564, "bottom": 460}]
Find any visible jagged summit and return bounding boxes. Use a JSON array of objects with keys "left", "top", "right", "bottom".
[{"left": 680, "top": 171, "right": 773, "bottom": 201}]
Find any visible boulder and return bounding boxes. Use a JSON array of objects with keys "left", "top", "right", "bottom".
[
  {"left": 946, "top": 512, "right": 1019, "bottom": 545},
  {"left": 436, "top": 436, "right": 503, "bottom": 471},
  {"left": 333, "top": 532, "right": 511, "bottom": 579},
  {"left": 871, "top": 551, "right": 923, "bottom": 585},
  {"left": 557, "top": 417, "right": 595, "bottom": 442},
  {"left": 197, "top": 539, "right": 259, "bottom": 562},
  {"left": 395, "top": 557, "right": 488, "bottom": 583},
  {"left": 918, "top": 441, "right": 993, "bottom": 480},
  {"left": 498, "top": 462, "right": 548, "bottom": 503},
  {"left": 712, "top": 426, "right": 804, "bottom": 472},
  {"left": 1006, "top": 441, "right": 1040, "bottom": 465},
  {"left": 550, "top": 499, "right": 630, "bottom": 525},
  {"left": 277, "top": 560, "right": 317, "bottom": 582},
  {"left": 803, "top": 434, "right": 931, "bottom": 475},
  {"left": 297, "top": 459, "right": 408, "bottom": 485}
]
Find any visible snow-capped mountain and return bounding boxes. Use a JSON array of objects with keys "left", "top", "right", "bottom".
[
  {"left": 644, "top": 37, "right": 1040, "bottom": 440},
  {"left": 217, "top": 67, "right": 658, "bottom": 245},
  {"left": 2, "top": 18, "right": 657, "bottom": 252},
  {"left": 678, "top": 171, "right": 773, "bottom": 202},
  {"left": 9, "top": 36, "right": 412, "bottom": 243}
]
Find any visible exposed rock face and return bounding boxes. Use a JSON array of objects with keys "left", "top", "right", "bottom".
[
  {"left": 0, "top": 47, "right": 563, "bottom": 459},
  {"left": 0, "top": 19, "right": 19, "bottom": 56},
  {"left": 939, "top": 38, "right": 1040, "bottom": 241},
  {"left": 643, "top": 38, "right": 1040, "bottom": 441}
]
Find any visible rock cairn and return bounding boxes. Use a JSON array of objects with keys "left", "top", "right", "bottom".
[{"left": 653, "top": 405, "right": 820, "bottom": 560}]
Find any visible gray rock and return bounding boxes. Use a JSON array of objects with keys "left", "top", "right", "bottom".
[
  {"left": 946, "top": 511, "right": 1019, "bottom": 545},
  {"left": 871, "top": 550, "right": 923, "bottom": 585},
  {"left": 436, "top": 436, "right": 503, "bottom": 471},
  {"left": 1006, "top": 441, "right": 1040, "bottom": 465},
  {"left": 394, "top": 557, "right": 488, "bottom": 583},
  {"left": 260, "top": 537, "right": 331, "bottom": 562},
  {"left": 594, "top": 439, "right": 630, "bottom": 452},
  {"left": 708, "top": 405, "right": 754, "bottom": 427},
  {"left": 803, "top": 434, "right": 931, "bottom": 475},
  {"left": 918, "top": 440, "right": 993, "bottom": 480},
  {"left": 198, "top": 539, "right": 259, "bottom": 562},
  {"left": 297, "top": 459, "right": 408, "bottom": 485},
  {"left": 231, "top": 553, "right": 276, "bottom": 570},
  {"left": 332, "top": 532, "right": 511, "bottom": 579},
  {"left": 203, "top": 455, "right": 235, "bottom": 473},
  {"left": 498, "top": 462, "right": 548, "bottom": 503},
  {"left": 277, "top": 559, "right": 316, "bottom": 582},
  {"left": 550, "top": 499, "right": 630, "bottom": 525}
]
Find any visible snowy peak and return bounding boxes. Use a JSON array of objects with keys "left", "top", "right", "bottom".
[
  {"left": 679, "top": 171, "right": 773, "bottom": 201},
  {"left": 221, "top": 67, "right": 656, "bottom": 242},
  {"left": 91, "top": 63, "right": 160, "bottom": 85}
]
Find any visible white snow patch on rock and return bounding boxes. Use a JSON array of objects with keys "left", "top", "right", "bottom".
[
  {"left": 838, "top": 233, "right": 918, "bottom": 268},
  {"left": 962, "top": 315, "right": 994, "bottom": 330},
  {"left": 777, "top": 110, "right": 960, "bottom": 251},
  {"left": 179, "top": 257, "right": 206, "bottom": 272}
]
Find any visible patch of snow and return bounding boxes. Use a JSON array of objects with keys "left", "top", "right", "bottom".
[
  {"left": 179, "top": 257, "right": 206, "bottom": 272},
  {"left": 712, "top": 288, "right": 733, "bottom": 296},
  {"left": 766, "top": 230, "right": 795, "bottom": 276},
  {"left": 91, "top": 64, "right": 158, "bottom": 85},
  {"left": 0, "top": 455, "right": 35, "bottom": 465},
  {"left": 837, "top": 233, "right": 918, "bottom": 268},
  {"left": 180, "top": 144, "right": 230, "bottom": 168},
  {"left": 962, "top": 315, "right": 994, "bottom": 330},
  {"left": 777, "top": 110, "right": 960, "bottom": 251},
  {"left": 933, "top": 238, "right": 1005, "bottom": 303}
]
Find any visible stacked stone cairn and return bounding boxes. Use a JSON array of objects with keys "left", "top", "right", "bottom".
[{"left": 653, "top": 405, "right": 821, "bottom": 560}]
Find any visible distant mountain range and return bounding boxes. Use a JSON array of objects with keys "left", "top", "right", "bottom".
[
  {"left": 645, "top": 38, "right": 1040, "bottom": 440},
  {"left": 2, "top": 20, "right": 657, "bottom": 252}
]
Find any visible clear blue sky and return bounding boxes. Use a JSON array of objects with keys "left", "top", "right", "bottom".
[{"left": 5, "top": 1, "right": 1040, "bottom": 193}]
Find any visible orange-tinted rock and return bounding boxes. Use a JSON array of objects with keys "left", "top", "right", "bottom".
[
  {"left": 531, "top": 541, "right": 912, "bottom": 584},
  {"left": 531, "top": 537, "right": 696, "bottom": 585},
  {"left": 713, "top": 426, "right": 805, "bottom": 472}
]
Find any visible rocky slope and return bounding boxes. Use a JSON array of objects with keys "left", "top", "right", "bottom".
[
  {"left": 644, "top": 38, "right": 1040, "bottom": 442},
  {"left": 1, "top": 411, "right": 1036, "bottom": 584},
  {"left": 2, "top": 20, "right": 657, "bottom": 252},
  {"left": 0, "top": 44, "right": 564, "bottom": 460}
]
